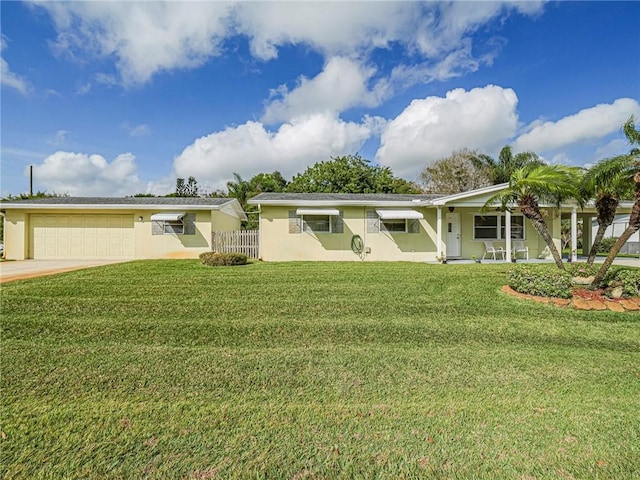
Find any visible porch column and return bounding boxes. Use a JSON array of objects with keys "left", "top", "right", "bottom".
[
  {"left": 581, "top": 214, "right": 592, "bottom": 255},
  {"left": 436, "top": 207, "right": 443, "bottom": 259},
  {"left": 505, "top": 209, "right": 512, "bottom": 262},
  {"left": 571, "top": 207, "right": 578, "bottom": 262}
]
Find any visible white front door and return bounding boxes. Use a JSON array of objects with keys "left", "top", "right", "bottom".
[{"left": 446, "top": 213, "right": 461, "bottom": 258}]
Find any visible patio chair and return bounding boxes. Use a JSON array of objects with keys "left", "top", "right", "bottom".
[
  {"left": 482, "top": 241, "right": 505, "bottom": 260},
  {"left": 512, "top": 240, "right": 529, "bottom": 260}
]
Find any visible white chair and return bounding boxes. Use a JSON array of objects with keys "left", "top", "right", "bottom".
[
  {"left": 482, "top": 241, "right": 505, "bottom": 260},
  {"left": 512, "top": 240, "right": 529, "bottom": 260}
]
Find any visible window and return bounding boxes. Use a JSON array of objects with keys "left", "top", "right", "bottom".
[
  {"left": 163, "top": 220, "right": 184, "bottom": 235},
  {"left": 303, "top": 215, "right": 331, "bottom": 233},
  {"left": 381, "top": 218, "right": 407, "bottom": 233},
  {"left": 151, "top": 212, "right": 192, "bottom": 236},
  {"left": 474, "top": 214, "right": 525, "bottom": 240},
  {"left": 501, "top": 215, "right": 525, "bottom": 240},
  {"left": 474, "top": 215, "right": 498, "bottom": 239}
]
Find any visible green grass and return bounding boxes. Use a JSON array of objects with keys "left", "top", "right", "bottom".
[{"left": 2, "top": 261, "right": 639, "bottom": 479}]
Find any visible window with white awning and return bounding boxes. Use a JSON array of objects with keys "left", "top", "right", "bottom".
[
  {"left": 150, "top": 213, "right": 186, "bottom": 222},
  {"left": 375, "top": 209, "right": 423, "bottom": 220},
  {"left": 374, "top": 209, "right": 422, "bottom": 233},
  {"left": 295, "top": 208, "right": 341, "bottom": 216},
  {"left": 150, "top": 212, "right": 186, "bottom": 234}
]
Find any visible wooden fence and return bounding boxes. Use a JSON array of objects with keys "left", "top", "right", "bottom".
[{"left": 211, "top": 230, "right": 259, "bottom": 259}]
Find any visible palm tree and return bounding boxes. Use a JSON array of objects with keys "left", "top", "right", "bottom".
[
  {"left": 226, "top": 173, "right": 251, "bottom": 210},
  {"left": 476, "top": 146, "right": 546, "bottom": 184},
  {"left": 581, "top": 155, "right": 634, "bottom": 265},
  {"left": 592, "top": 116, "right": 640, "bottom": 286},
  {"left": 484, "top": 164, "right": 583, "bottom": 269}
]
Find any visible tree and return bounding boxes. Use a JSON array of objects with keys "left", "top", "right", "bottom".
[
  {"left": 226, "top": 173, "right": 251, "bottom": 209},
  {"left": 173, "top": 176, "right": 199, "bottom": 197},
  {"left": 592, "top": 116, "right": 640, "bottom": 286},
  {"left": 581, "top": 155, "right": 634, "bottom": 265},
  {"left": 287, "top": 154, "right": 420, "bottom": 194},
  {"left": 420, "top": 149, "right": 493, "bottom": 194},
  {"left": 484, "top": 164, "right": 583, "bottom": 269},
  {"left": 486, "top": 146, "right": 545, "bottom": 184},
  {"left": 249, "top": 171, "right": 288, "bottom": 194}
]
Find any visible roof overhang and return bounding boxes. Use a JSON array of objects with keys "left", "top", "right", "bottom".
[
  {"left": 0, "top": 203, "right": 226, "bottom": 211},
  {"left": 150, "top": 212, "right": 185, "bottom": 221},
  {"left": 296, "top": 208, "right": 341, "bottom": 216},
  {"left": 250, "top": 199, "right": 429, "bottom": 207},
  {"left": 430, "top": 183, "right": 509, "bottom": 206},
  {"left": 376, "top": 209, "right": 423, "bottom": 220}
]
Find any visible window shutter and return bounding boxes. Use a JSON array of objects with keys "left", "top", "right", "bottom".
[
  {"left": 183, "top": 213, "right": 196, "bottom": 235},
  {"left": 366, "top": 209, "right": 380, "bottom": 233},
  {"left": 409, "top": 219, "right": 420, "bottom": 233},
  {"left": 289, "top": 210, "right": 302, "bottom": 234},
  {"left": 331, "top": 210, "right": 344, "bottom": 234},
  {"left": 152, "top": 221, "right": 163, "bottom": 235}
]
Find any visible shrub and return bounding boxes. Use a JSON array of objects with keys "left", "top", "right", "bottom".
[
  {"left": 507, "top": 265, "right": 573, "bottom": 298},
  {"left": 597, "top": 236, "right": 618, "bottom": 253},
  {"left": 601, "top": 267, "right": 640, "bottom": 297},
  {"left": 565, "top": 262, "right": 599, "bottom": 278},
  {"left": 200, "top": 252, "right": 248, "bottom": 267}
]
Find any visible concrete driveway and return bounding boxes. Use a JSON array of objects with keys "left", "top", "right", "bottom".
[{"left": 0, "top": 259, "right": 129, "bottom": 283}]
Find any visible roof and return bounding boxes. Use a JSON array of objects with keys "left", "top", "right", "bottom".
[
  {"left": 248, "top": 192, "right": 442, "bottom": 207},
  {"left": 0, "top": 196, "right": 247, "bottom": 220},
  {"left": 1, "top": 196, "right": 233, "bottom": 206}
]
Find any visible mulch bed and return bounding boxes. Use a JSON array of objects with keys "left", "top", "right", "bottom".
[{"left": 501, "top": 285, "right": 640, "bottom": 312}]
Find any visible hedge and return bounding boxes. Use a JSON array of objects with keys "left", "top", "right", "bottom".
[{"left": 200, "top": 252, "right": 248, "bottom": 267}]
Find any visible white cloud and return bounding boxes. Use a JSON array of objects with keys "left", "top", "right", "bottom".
[
  {"left": 233, "top": 2, "right": 417, "bottom": 61},
  {"left": 31, "top": 151, "right": 144, "bottom": 196},
  {"left": 75, "top": 82, "right": 91, "bottom": 96},
  {"left": 262, "top": 57, "right": 389, "bottom": 124},
  {"left": 513, "top": 98, "right": 640, "bottom": 153},
  {"left": 127, "top": 124, "right": 151, "bottom": 137},
  {"left": 47, "top": 130, "right": 70, "bottom": 146},
  {"left": 173, "top": 113, "right": 372, "bottom": 190},
  {"left": 33, "top": 1, "right": 545, "bottom": 88},
  {"left": 37, "top": 1, "right": 233, "bottom": 86},
  {"left": 376, "top": 85, "right": 519, "bottom": 178},
  {"left": 1, "top": 36, "right": 30, "bottom": 95}
]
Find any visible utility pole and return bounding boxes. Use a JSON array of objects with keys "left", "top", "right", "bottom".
[{"left": 30, "top": 165, "right": 33, "bottom": 196}]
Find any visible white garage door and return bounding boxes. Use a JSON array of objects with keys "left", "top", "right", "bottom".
[{"left": 31, "top": 214, "right": 135, "bottom": 259}]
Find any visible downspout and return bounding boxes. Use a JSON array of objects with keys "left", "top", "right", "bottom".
[
  {"left": 571, "top": 206, "right": 578, "bottom": 262},
  {"left": 258, "top": 203, "right": 262, "bottom": 260},
  {"left": 505, "top": 209, "right": 512, "bottom": 262},
  {"left": 436, "top": 206, "right": 442, "bottom": 260}
]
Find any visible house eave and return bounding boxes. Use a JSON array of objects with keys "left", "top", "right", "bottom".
[{"left": 247, "top": 199, "right": 431, "bottom": 207}]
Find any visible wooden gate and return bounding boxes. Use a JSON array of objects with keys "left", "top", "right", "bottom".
[{"left": 211, "top": 230, "right": 259, "bottom": 258}]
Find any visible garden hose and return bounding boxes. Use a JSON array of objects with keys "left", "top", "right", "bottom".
[{"left": 351, "top": 235, "right": 364, "bottom": 255}]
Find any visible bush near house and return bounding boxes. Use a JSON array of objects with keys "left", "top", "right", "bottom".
[
  {"left": 597, "top": 236, "right": 618, "bottom": 253},
  {"left": 507, "top": 264, "right": 573, "bottom": 298},
  {"left": 199, "top": 252, "right": 248, "bottom": 266}
]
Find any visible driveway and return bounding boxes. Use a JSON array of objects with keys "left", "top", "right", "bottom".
[{"left": 0, "top": 259, "right": 129, "bottom": 283}]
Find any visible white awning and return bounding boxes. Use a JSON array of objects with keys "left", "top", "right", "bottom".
[
  {"left": 296, "top": 208, "right": 340, "bottom": 216},
  {"left": 376, "top": 209, "right": 423, "bottom": 220},
  {"left": 150, "top": 212, "right": 185, "bottom": 221}
]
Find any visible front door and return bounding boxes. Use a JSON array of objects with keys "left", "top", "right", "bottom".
[{"left": 446, "top": 213, "right": 461, "bottom": 258}]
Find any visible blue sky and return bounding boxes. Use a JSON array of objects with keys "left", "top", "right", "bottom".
[{"left": 1, "top": 1, "right": 639, "bottom": 197}]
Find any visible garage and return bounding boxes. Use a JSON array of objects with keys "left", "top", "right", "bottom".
[{"left": 30, "top": 214, "right": 135, "bottom": 259}]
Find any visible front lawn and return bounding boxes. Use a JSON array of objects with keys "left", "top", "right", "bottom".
[{"left": 1, "top": 261, "right": 639, "bottom": 479}]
